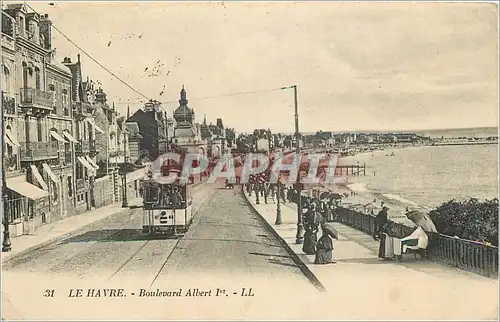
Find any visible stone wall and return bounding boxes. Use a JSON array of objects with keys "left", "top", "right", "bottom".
[{"left": 93, "top": 175, "right": 114, "bottom": 209}]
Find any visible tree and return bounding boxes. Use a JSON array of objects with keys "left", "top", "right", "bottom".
[{"left": 429, "top": 198, "right": 499, "bottom": 246}]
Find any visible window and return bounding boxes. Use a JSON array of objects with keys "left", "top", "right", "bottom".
[
  {"left": 35, "top": 68, "right": 40, "bottom": 90},
  {"left": 49, "top": 84, "right": 55, "bottom": 91},
  {"left": 2, "top": 66, "right": 11, "bottom": 94},
  {"left": 67, "top": 176, "right": 73, "bottom": 197}
]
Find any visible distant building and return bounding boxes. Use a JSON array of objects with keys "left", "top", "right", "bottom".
[
  {"left": 127, "top": 99, "right": 168, "bottom": 159},
  {"left": 171, "top": 86, "right": 208, "bottom": 155}
]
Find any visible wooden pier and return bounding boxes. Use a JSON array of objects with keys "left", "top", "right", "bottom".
[{"left": 335, "top": 164, "right": 366, "bottom": 176}]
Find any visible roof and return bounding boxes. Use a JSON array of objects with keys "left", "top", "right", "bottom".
[
  {"left": 125, "top": 122, "right": 143, "bottom": 139},
  {"left": 46, "top": 61, "right": 72, "bottom": 77}
]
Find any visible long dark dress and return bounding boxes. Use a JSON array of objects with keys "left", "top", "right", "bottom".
[
  {"left": 315, "top": 234, "right": 333, "bottom": 264},
  {"left": 378, "top": 233, "right": 387, "bottom": 259},
  {"left": 302, "top": 229, "right": 317, "bottom": 255}
]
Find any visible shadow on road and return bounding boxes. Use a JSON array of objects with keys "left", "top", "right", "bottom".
[
  {"left": 202, "top": 220, "right": 264, "bottom": 229},
  {"left": 183, "top": 237, "right": 281, "bottom": 248},
  {"left": 59, "top": 229, "right": 180, "bottom": 244},
  {"left": 249, "top": 251, "right": 293, "bottom": 259}
]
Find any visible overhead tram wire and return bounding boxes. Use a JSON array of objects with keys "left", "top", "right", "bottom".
[
  {"left": 114, "top": 87, "right": 287, "bottom": 105},
  {"left": 23, "top": 2, "right": 152, "bottom": 102}
]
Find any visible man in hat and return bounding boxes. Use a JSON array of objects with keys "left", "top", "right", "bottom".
[{"left": 373, "top": 206, "right": 389, "bottom": 240}]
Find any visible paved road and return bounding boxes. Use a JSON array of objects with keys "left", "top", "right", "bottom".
[{"left": 2, "top": 182, "right": 318, "bottom": 320}]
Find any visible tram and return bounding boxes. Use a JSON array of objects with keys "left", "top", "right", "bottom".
[{"left": 140, "top": 157, "right": 195, "bottom": 236}]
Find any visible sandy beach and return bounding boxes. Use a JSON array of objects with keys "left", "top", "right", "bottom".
[{"left": 306, "top": 143, "right": 497, "bottom": 227}]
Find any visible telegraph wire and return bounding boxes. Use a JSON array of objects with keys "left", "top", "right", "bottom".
[
  {"left": 114, "top": 87, "right": 287, "bottom": 105},
  {"left": 23, "top": 2, "right": 152, "bottom": 102}
]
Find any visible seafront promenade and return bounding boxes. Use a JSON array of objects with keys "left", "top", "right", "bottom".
[{"left": 243, "top": 189, "right": 499, "bottom": 320}]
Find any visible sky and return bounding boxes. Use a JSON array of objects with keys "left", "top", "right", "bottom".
[{"left": 19, "top": 1, "right": 500, "bottom": 133}]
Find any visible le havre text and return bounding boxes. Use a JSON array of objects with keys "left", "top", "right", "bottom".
[{"left": 67, "top": 288, "right": 255, "bottom": 298}]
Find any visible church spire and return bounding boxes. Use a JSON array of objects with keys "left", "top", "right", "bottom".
[
  {"left": 127, "top": 104, "right": 130, "bottom": 120},
  {"left": 203, "top": 114, "right": 207, "bottom": 125}
]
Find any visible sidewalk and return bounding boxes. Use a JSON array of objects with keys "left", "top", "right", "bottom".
[
  {"left": 1, "top": 198, "right": 142, "bottom": 264},
  {"left": 243, "top": 190, "right": 499, "bottom": 320}
]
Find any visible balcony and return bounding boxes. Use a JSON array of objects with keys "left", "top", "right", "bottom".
[
  {"left": 19, "top": 141, "right": 59, "bottom": 162},
  {"left": 75, "top": 140, "right": 90, "bottom": 153},
  {"left": 3, "top": 153, "right": 18, "bottom": 171},
  {"left": 19, "top": 87, "right": 54, "bottom": 110},
  {"left": 1, "top": 33, "right": 15, "bottom": 51},
  {"left": 2, "top": 92, "right": 16, "bottom": 115}
]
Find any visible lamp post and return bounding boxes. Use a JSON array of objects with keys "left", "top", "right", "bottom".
[
  {"left": 275, "top": 179, "right": 282, "bottom": 225},
  {"left": 281, "top": 84, "right": 304, "bottom": 244},
  {"left": 2, "top": 101, "right": 12, "bottom": 252},
  {"left": 121, "top": 129, "right": 128, "bottom": 208}
]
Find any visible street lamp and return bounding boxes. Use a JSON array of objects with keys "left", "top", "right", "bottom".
[
  {"left": 281, "top": 84, "right": 304, "bottom": 244},
  {"left": 2, "top": 101, "right": 12, "bottom": 252},
  {"left": 121, "top": 129, "right": 128, "bottom": 208},
  {"left": 275, "top": 179, "right": 282, "bottom": 225}
]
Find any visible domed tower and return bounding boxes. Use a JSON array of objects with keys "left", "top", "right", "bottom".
[{"left": 173, "top": 85, "right": 194, "bottom": 125}]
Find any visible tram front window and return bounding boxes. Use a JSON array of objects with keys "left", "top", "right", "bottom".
[
  {"left": 159, "top": 185, "right": 186, "bottom": 208},
  {"left": 144, "top": 187, "right": 160, "bottom": 203}
]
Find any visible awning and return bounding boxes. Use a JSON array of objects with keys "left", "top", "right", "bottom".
[
  {"left": 6, "top": 177, "right": 49, "bottom": 200},
  {"left": 77, "top": 156, "right": 95, "bottom": 174},
  {"left": 63, "top": 131, "right": 79, "bottom": 143},
  {"left": 85, "top": 118, "right": 105, "bottom": 134},
  {"left": 85, "top": 156, "right": 99, "bottom": 169},
  {"left": 5, "top": 129, "right": 20, "bottom": 147},
  {"left": 50, "top": 131, "right": 68, "bottom": 143},
  {"left": 30, "top": 165, "right": 49, "bottom": 191},
  {"left": 42, "top": 163, "right": 59, "bottom": 184},
  {"left": 4, "top": 134, "right": 15, "bottom": 147}
]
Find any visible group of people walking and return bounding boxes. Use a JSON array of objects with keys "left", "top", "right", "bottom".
[
  {"left": 242, "top": 172, "right": 341, "bottom": 265},
  {"left": 295, "top": 196, "right": 338, "bottom": 265}
]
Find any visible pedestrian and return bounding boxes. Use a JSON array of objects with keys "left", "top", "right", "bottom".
[
  {"left": 378, "top": 220, "right": 395, "bottom": 261},
  {"left": 373, "top": 206, "right": 389, "bottom": 240},
  {"left": 315, "top": 229, "right": 335, "bottom": 264},
  {"left": 302, "top": 203, "right": 320, "bottom": 255}
]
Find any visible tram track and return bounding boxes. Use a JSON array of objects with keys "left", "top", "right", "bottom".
[{"left": 106, "top": 186, "right": 217, "bottom": 285}]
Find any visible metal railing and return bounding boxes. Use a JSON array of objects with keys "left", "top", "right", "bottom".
[
  {"left": 75, "top": 140, "right": 90, "bottom": 153},
  {"left": 89, "top": 140, "right": 97, "bottom": 152},
  {"left": 19, "top": 141, "right": 59, "bottom": 161},
  {"left": 2, "top": 91, "right": 16, "bottom": 114},
  {"left": 334, "top": 207, "right": 498, "bottom": 277},
  {"left": 19, "top": 87, "right": 54, "bottom": 108},
  {"left": 3, "top": 153, "right": 18, "bottom": 171}
]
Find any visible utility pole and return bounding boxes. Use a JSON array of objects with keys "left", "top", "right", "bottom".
[
  {"left": 2, "top": 93, "right": 12, "bottom": 252},
  {"left": 293, "top": 85, "right": 304, "bottom": 244},
  {"left": 279, "top": 84, "right": 304, "bottom": 244}
]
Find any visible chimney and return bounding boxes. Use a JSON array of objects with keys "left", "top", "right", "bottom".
[
  {"left": 62, "top": 55, "right": 82, "bottom": 102},
  {"left": 39, "top": 13, "right": 52, "bottom": 50}
]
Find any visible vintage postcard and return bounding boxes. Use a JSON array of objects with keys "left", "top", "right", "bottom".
[{"left": 1, "top": 1, "right": 498, "bottom": 320}]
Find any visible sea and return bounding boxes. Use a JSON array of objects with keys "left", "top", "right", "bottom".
[{"left": 338, "top": 127, "right": 498, "bottom": 210}]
